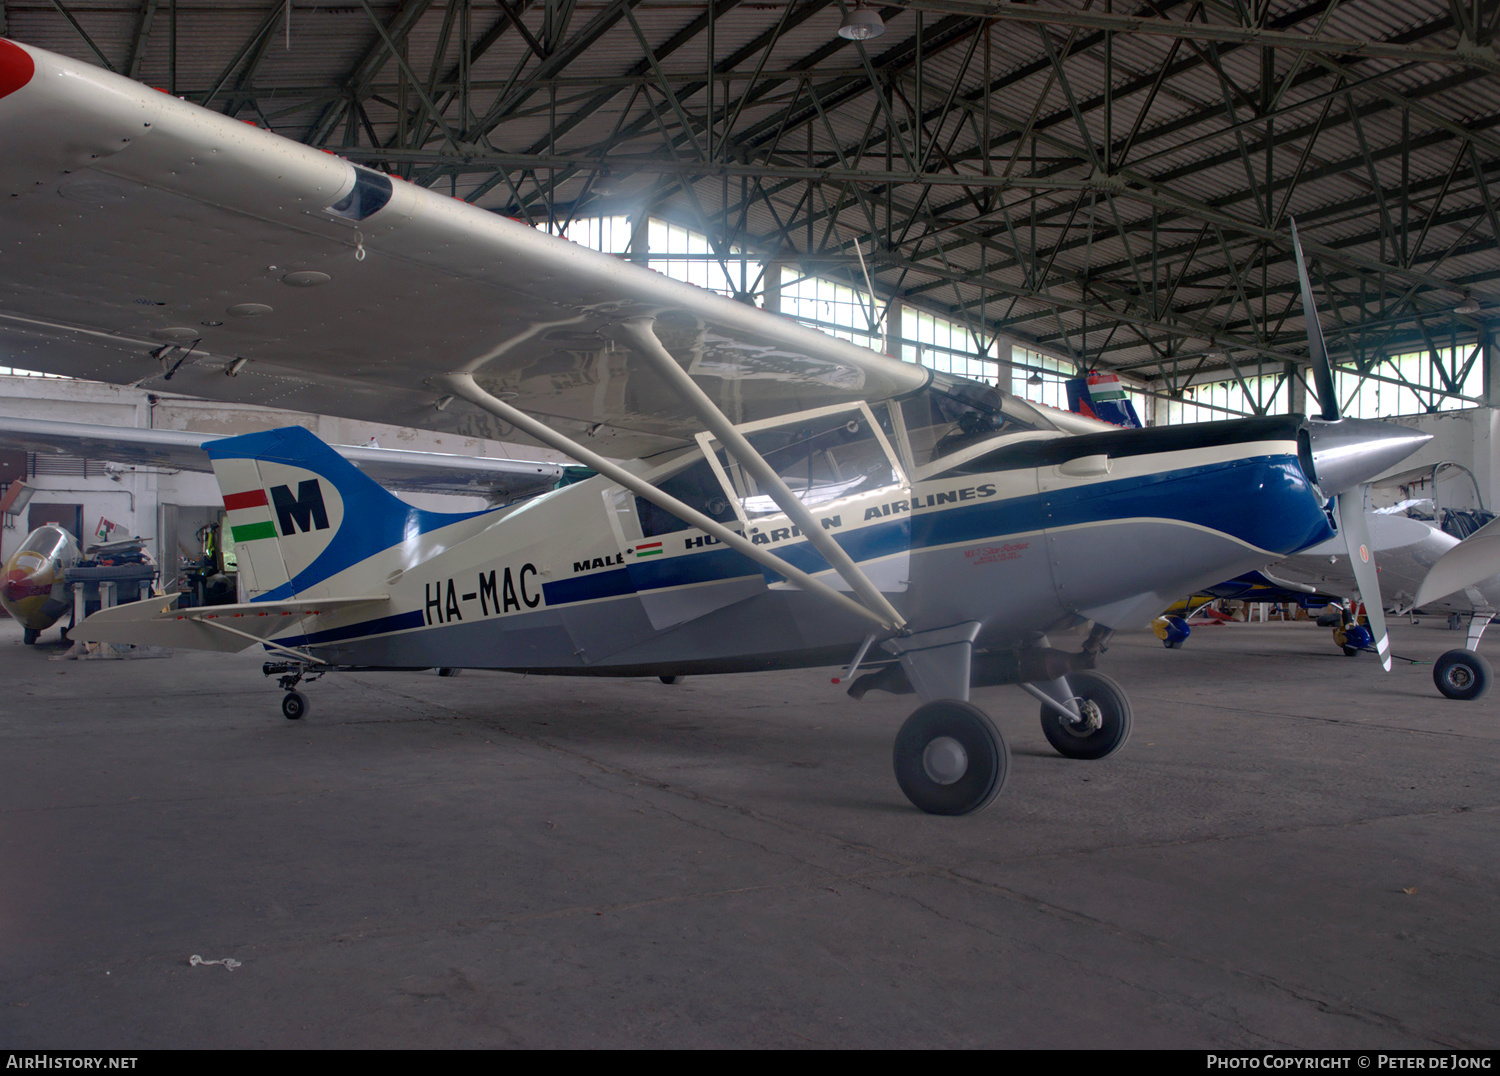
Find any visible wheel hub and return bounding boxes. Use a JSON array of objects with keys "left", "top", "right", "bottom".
[
  {"left": 1060, "top": 699, "right": 1104, "bottom": 737},
  {"left": 1447, "top": 666, "right": 1474, "bottom": 689},
  {"left": 922, "top": 736, "right": 968, "bottom": 785}
]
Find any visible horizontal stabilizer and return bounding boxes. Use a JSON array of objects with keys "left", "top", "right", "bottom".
[
  {"left": 1413, "top": 516, "right": 1500, "bottom": 609},
  {"left": 74, "top": 594, "right": 388, "bottom": 652}
]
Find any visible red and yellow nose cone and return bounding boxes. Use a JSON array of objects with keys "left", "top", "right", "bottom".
[{"left": 0, "top": 39, "right": 35, "bottom": 101}]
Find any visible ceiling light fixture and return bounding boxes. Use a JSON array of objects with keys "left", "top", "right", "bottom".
[
  {"left": 1455, "top": 293, "right": 1480, "bottom": 316},
  {"left": 838, "top": 4, "right": 885, "bottom": 41},
  {"left": 1026, "top": 371, "right": 1044, "bottom": 386}
]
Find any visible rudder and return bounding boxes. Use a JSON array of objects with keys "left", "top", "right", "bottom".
[{"left": 206, "top": 426, "right": 479, "bottom": 601}]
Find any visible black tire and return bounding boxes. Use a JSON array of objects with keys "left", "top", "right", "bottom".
[
  {"left": 1163, "top": 637, "right": 1182, "bottom": 649},
  {"left": 659, "top": 675, "right": 682, "bottom": 685},
  {"left": 1039, "top": 670, "right": 1133, "bottom": 760},
  {"left": 22, "top": 628, "right": 37, "bottom": 645},
  {"left": 1342, "top": 645, "right": 1360, "bottom": 657},
  {"left": 893, "top": 700, "right": 1008, "bottom": 816},
  {"left": 281, "top": 690, "right": 309, "bottom": 720},
  {"left": 437, "top": 667, "right": 461, "bottom": 677},
  {"left": 1433, "top": 650, "right": 1492, "bottom": 701}
]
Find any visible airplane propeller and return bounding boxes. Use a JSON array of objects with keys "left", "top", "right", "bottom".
[{"left": 1290, "top": 219, "right": 1395, "bottom": 671}]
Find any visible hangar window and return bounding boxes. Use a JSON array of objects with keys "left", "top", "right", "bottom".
[
  {"left": 779, "top": 271, "right": 883, "bottom": 352},
  {"left": 1331, "top": 344, "right": 1482, "bottom": 418}
]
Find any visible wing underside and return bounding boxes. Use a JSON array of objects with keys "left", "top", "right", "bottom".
[{"left": 0, "top": 41, "right": 928, "bottom": 459}]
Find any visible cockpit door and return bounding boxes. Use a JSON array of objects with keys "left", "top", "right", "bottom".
[{"left": 697, "top": 402, "right": 913, "bottom": 593}]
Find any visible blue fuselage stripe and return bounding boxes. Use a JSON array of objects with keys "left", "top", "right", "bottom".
[{"left": 281, "top": 453, "right": 1333, "bottom": 646}]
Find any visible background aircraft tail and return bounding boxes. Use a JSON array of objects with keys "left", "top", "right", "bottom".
[
  {"left": 205, "top": 426, "right": 482, "bottom": 601},
  {"left": 1066, "top": 371, "right": 1143, "bottom": 429}
]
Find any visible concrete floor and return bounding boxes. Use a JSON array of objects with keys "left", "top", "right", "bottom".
[{"left": 0, "top": 613, "right": 1495, "bottom": 1049}]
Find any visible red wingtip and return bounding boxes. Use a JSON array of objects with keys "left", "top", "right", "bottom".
[{"left": 0, "top": 40, "right": 35, "bottom": 101}]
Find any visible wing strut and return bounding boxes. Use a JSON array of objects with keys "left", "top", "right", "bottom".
[
  {"left": 437, "top": 373, "right": 902, "bottom": 633},
  {"left": 614, "top": 316, "right": 908, "bottom": 633}
]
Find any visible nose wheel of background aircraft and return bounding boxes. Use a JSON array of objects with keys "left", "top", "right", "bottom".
[
  {"left": 1433, "top": 649, "right": 1492, "bottom": 701},
  {"left": 893, "top": 700, "right": 1008, "bottom": 816},
  {"left": 281, "top": 690, "right": 309, "bottom": 720},
  {"left": 1038, "top": 671, "right": 1133, "bottom": 760}
]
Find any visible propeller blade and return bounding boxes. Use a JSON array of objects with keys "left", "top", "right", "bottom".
[
  {"left": 1290, "top": 219, "right": 1340, "bottom": 421},
  {"left": 1336, "top": 489, "right": 1391, "bottom": 671}
]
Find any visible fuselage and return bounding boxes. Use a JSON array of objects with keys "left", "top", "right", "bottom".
[
  {"left": 1275, "top": 513, "right": 1500, "bottom": 615},
  {"left": 268, "top": 414, "right": 1336, "bottom": 674}
]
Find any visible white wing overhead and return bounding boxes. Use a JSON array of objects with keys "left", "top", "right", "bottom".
[
  {"left": 0, "top": 415, "right": 563, "bottom": 500},
  {"left": 0, "top": 40, "right": 929, "bottom": 460}
]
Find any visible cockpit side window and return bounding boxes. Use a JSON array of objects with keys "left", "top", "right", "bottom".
[
  {"left": 899, "top": 371, "right": 1052, "bottom": 467},
  {"left": 635, "top": 453, "right": 740, "bottom": 537}
]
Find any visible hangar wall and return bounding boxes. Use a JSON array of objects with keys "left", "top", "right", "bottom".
[
  {"left": 0, "top": 374, "right": 563, "bottom": 580},
  {"left": 1389, "top": 406, "right": 1500, "bottom": 515}
]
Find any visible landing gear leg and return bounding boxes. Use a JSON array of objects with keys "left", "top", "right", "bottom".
[
  {"left": 884, "top": 622, "right": 1008, "bottom": 815},
  {"left": 264, "top": 661, "right": 324, "bottom": 720}
]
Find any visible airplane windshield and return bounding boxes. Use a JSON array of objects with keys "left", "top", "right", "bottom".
[{"left": 900, "top": 371, "right": 1054, "bottom": 466}]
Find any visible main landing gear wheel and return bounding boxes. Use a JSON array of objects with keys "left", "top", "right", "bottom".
[
  {"left": 1039, "top": 670, "right": 1133, "bottom": 761},
  {"left": 1433, "top": 650, "right": 1492, "bottom": 701},
  {"left": 22, "top": 628, "right": 38, "bottom": 645},
  {"left": 893, "top": 700, "right": 1008, "bottom": 816},
  {"left": 281, "top": 690, "right": 309, "bottom": 721}
]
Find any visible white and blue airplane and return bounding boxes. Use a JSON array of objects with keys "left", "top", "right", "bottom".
[{"left": 0, "top": 38, "right": 1431, "bottom": 813}]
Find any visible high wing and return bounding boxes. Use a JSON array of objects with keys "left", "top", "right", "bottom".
[
  {"left": 0, "top": 41, "right": 928, "bottom": 459},
  {"left": 0, "top": 415, "right": 562, "bottom": 499}
]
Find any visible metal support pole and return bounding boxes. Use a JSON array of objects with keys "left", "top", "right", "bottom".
[
  {"left": 436, "top": 372, "right": 898, "bottom": 633},
  {"left": 614, "top": 316, "right": 908, "bottom": 631}
]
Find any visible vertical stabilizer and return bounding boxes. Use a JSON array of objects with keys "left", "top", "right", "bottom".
[{"left": 205, "top": 426, "right": 483, "bottom": 601}]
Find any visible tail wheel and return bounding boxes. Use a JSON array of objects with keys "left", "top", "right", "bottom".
[
  {"left": 893, "top": 700, "right": 1008, "bottom": 816},
  {"left": 1039, "top": 670, "right": 1133, "bottom": 760},
  {"left": 281, "top": 690, "right": 309, "bottom": 720},
  {"left": 1434, "top": 650, "right": 1492, "bottom": 701}
]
